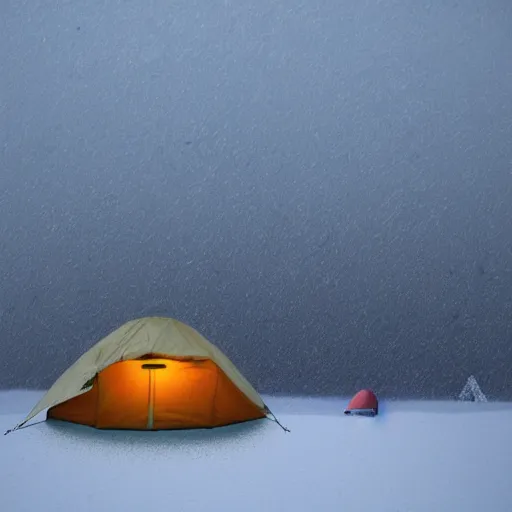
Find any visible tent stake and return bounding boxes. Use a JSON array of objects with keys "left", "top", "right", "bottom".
[
  {"left": 4, "top": 419, "right": 42, "bottom": 435},
  {"left": 266, "top": 409, "right": 290, "bottom": 433}
]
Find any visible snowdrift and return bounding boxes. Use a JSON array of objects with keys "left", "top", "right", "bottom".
[{"left": 1, "top": 391, "right": 512, "bottom": 511}]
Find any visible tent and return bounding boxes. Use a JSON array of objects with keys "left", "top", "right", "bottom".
[
  {"left": 7, "top": 317, "right": 282, "bottom": 432},
  {"left": 344, "top": 389, "right": 378, "bottom": 417}
]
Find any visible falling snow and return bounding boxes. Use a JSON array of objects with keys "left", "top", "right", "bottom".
[{"left": 1, "top": 0, "right": 512, "bottom": 398}]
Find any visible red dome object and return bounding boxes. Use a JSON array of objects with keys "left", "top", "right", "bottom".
[{"left": 344, "top": 389, "right": 378, "bottom": 417}]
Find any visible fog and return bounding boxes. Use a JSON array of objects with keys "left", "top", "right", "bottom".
[{"left": 2, "top": 0, "right": 512, "bottom": 398}]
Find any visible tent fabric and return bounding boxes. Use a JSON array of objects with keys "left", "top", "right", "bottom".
[
  {"left": 14, "top": 317, "right": 267, "bottom": 430},
  {"left": 47, "top": 358, "right": 265, "bottom": 429},
  {"left": 344, "top": 389, "right": 378, "bottom": 416}
]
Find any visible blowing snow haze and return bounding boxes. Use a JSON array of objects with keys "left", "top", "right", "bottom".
[{"left": 1, "top": 0, "right": 512, "bottom": 399}]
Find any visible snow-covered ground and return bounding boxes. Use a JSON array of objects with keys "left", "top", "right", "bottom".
[{"left": 1, "top": 391, "right": 512, "bottom": 511}]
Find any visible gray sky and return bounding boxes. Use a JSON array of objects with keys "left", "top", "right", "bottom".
[{"left": 2, "top": 0, "right": 512, "bottom": 399}]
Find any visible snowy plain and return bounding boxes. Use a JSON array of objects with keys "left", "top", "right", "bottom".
[{"left": 1, "top": 391, "right": 512, "bottom": 511}]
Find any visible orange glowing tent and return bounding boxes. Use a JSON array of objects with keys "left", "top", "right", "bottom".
[{"left": 6, "top": 317, "right": 287, "bottom": 433}]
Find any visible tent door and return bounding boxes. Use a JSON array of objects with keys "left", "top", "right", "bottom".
[
  {"left": 142, "top": 364, "right": 167, "bottom": 430},
  {"left": 147, "top": 369, "right": 155, "bottom": 429}
]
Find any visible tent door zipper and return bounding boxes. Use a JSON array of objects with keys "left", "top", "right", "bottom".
[{"left": 147, "top": 369, "right": 156, "bottom": 430}]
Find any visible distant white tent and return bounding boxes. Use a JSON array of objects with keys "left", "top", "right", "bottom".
[{"left": 459, "top": 375, "right": 487, "bottom": 402}]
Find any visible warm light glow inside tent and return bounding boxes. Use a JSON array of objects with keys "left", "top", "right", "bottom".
[{"left": 48, "top": 356, "right": 266, "bottom": 430}]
